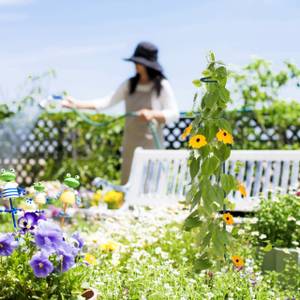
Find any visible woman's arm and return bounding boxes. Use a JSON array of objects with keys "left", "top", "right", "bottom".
[
  {"left": 159, "top": 80, "right": 180, "bottom": 123},
  {"left": 62, "top": 80, "right": 128, "bottom": 111},
  {"left": 138, "top": 80, "right": 179, "bottom": 123}
]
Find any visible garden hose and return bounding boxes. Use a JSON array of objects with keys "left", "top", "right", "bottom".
[
  {"left": 73, "top": 108, "right": 163, "bottom": 149},
  {"left": 45, "top": 95, "right": 163, "bottom": 149}
]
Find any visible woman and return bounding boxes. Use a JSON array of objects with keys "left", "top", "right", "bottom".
[{"left": 63, "top": 41, "right": 179, "bottom": 184}]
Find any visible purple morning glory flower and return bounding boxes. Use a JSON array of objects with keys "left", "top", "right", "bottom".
[
  {"left": 72, "top": 232, "right": 84, "bottom": 249},
  {"left": 30, "top": 252, "right": 54, "bottom": 278},
  {"left": 18, "top": 212, "right": 39, "bottom": 233},
  {"left": 0, "top": 233, "right": 18, "bottom": 256},
  {"left": 35, "top": 220, "right": 64, "bottom": 252}
]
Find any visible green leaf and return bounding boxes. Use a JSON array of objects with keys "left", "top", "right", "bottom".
[
  {"left": 216, "top": 118, "right": 232, "bottom": 133},
  {"left": 221, "top": 174, "right": 236, "bottom": 194},
  {"left": 185, "top": 186, "right": 195, "bottom": 204},
  {"left": 263, "top": 243, "right": 273, "bottom": 252},
  {"left": 216, "top": 66, "right": 227, "bottom": 79},
  {"left": 218, "top": 87, "right": 230, "bottom": 102},
  {"left": 213, "top": 144, "right": 231, "bottom": 161},
  {"left": 191, "top": 190, "right": 202, "bottom": 209},
  {"left": 210, "top": 185, "right": 224, "bottom": 207},
  {"left": 204, "top": 120, "right": 218, "bottom": 141},
  {"left": 199, "top": 231, "right": 212, "bottom": 252},
  {"left": 201, "top": 179, "right": 224, "bottom": 210},
  {"left": 201, "top": 155, "right": 220, "bottom": 176},
  {"left": 210, "top": 52, "right": 215, "bottom": 62},
  {"left": 199, "top": 144, "right": 211, "bottom": 158},
  {"left": 183, "top": 209, "right": 202, "bottom": 231},
  {"left": 202, "top": 69, "right": 211, "bottom": 77},
  {"left": 192, "top": 79, "right": 202, "bottom": 87},
  {"left": 190, "top": 157, "right": 200, "bottom": 179},
  {"left": 194, "top": 257, "right": 212, "bottom": 271}
]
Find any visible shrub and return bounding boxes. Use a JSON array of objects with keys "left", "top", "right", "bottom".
[{"left": 252, "top": 194, "right": 300, "bottom": 248}]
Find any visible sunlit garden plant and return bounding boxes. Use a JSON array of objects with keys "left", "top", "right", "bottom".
[
  {"left": 252, "top": 193, "right": 300, "bottom": 248},
  {"left": 182, "top": 53, "right": 247, "bottom": 271}
]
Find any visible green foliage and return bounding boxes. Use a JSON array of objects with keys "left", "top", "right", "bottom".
[
  {"left": 229, "top": 58, "right": 300, "bottom": 150},
  {"left": 1, "top": 206, "right": 299, "bottom": 298},
  {"left": 184, "top": 53, "right": 239, "bottom": 270},
  {"left": 230, "top": 58, "right": 300, "bottom": 109},
  {"left": 252, "top": 194, "right": 300, "bottom": 248},
  {"left": 227, "top": 101, "right": 300, "bottom": 150},
  {"left": 0, "top": 251, "right": 88, "bottom": 299},
  {"left": 0, "top": 227, "right": 88, "bottom": 299},
  {"left": 37, "top": 112, "right": 124, "bottom": 186}
]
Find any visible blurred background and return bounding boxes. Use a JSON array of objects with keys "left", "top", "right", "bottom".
[{"left": 1, "top": 0, "right": 300, "bottom": 112}]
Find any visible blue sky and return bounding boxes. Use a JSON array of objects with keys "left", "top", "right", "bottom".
[{"left": 0, "top": 0, "right": 300, "bottom": 113}]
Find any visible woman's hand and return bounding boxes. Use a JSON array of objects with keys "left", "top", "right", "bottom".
[
  {"left": 137, "top": 109, "right": 166, "bottom": 123},
  {"left": 137, "top": 109, "right": 155, "bottom": 122},
  {"left": 61, "top": 96, "right": 77, "bottom": 108}
]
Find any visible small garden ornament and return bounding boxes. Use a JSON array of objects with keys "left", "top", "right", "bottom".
[
  {"left": 59, "top": 173, "right": 80, "bottom": 226},
  {"left": 0, "top": 169, "right": 25, "bottom": 229}
]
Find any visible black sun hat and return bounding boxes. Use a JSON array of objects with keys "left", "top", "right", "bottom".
[{"left": 124, "top": 41, "right": 164, "bottom": 73}]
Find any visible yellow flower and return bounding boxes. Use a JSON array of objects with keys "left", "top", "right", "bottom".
[
  {"left": 231, "top": 255, "right": 244, "bottom": 268},
  {"left": 238, "top": 182, "right": 247, "bottom": 198},
  {"left": 223, "top": 212, "right": 234, "bottom": 225},
  {"left": 216, "top": 129, "right": 234, "bottom": 144},
  {"left": 59, "top": 190, "right": 76, "bottom": 205},
  {"left": 91, "top": 190, "right": 102, "bottom": 206},
  {"left": 189, "top": 134, "right": 207, "bottom": 149},
  {"left": 181, "top": 124, "right": 192, "bottom": 139},
  {"left": 84, "top": 253, "right": 97, "bottom": 265},
  {"left": 103, "top": 190, "right": 124, "bottom": 205},
  {"left": 100, "top": 241, "right": 118, "bottom": 252}
]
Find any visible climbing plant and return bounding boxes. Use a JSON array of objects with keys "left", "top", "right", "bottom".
[{"left": 182, "top": 53, "right": 246, "bottom": 271}]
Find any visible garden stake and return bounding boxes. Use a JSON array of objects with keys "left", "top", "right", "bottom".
[
  {"left": 8, "top": 198, "right": 17, "bottom": 229},
  {"left": 0, "top": 169, "right": 25, "bottom": 229},
  {"left": 60, "top": 203, "right": 68, "bottom": 227}
]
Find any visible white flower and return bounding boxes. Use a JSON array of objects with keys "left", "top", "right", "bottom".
[
  {"left": 251, "top": 231, "right": 259, "bottom": 236},
  {"left": 226, "top": 225, "right": 233, "bottom": 233},
  {"left": 296, "top": 220, "right": 300, "bottom": 226},
  {"left": 238, "top": 229, "right": 245, "bottom": 235},
  {"left": 250, "top": 217, "right": 258, "bottom": 224},
  {"left": 154, "top": 247, "right": 162, "bottom": 255},
  {"left": 259, "top": 234, "right": 267, "bottom": 240},
  {"left": 292, "top": 241, "right": 299, "bottom": 246},
  {"left": 287, "top": 216, "right": 296, "bottom": 222},
  {"left": 161, "top": 251, "right": 169, "bottom": 260}
]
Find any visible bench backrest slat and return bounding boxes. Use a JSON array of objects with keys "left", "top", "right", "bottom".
[{"left": 126, "top": 148, "right": 300, "bottom": 211}]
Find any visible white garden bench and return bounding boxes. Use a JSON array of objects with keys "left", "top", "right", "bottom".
[{"left": 123, "top": 148, "right": 300, "bottom": 212}]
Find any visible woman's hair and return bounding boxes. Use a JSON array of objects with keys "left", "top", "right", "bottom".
[{"left": 129, "top": 67, "right": 166, "bottom": 97}]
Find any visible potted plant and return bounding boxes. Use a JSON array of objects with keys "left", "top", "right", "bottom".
[{"left": 251, "top": 193, "right": 300, "bottom": 272}]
